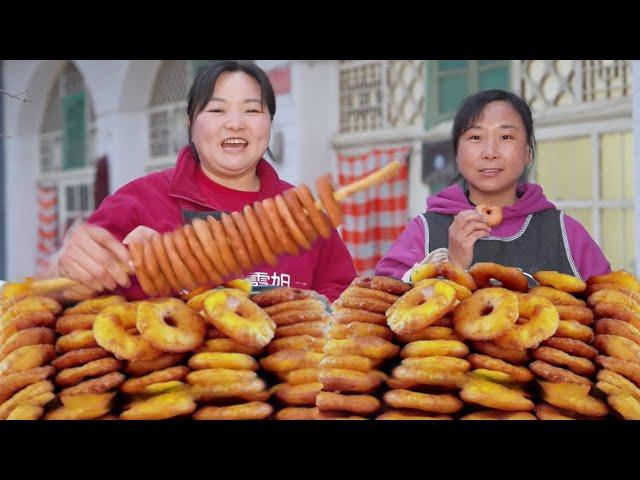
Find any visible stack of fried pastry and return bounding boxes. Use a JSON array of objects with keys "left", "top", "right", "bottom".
[
  {"left": 0, "top": 296, "right": 60, "bottom": 419},
  {"left": 585, "top": 271, "right": 640, "bottom": 420},
  {"left": 251, "top": 287, "right": 327, "bottom": 420}
]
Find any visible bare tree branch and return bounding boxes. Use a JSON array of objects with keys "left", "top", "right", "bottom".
[{"left": 0, "top": 88, "right": 29, "bottom": 102}]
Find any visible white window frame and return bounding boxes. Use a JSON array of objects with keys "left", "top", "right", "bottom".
[{"left": 147, "top": 101, "right": 188, "bottom": 173}]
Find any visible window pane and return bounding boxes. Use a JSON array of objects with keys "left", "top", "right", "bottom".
[
  {"left": 438, "top": 74, "right": 467, "bottom": 116},
  {"left": 600, "top": 130, "right": 633, "bottom": 201},
  {"left": 62, "top": 92, "right": 86, "bottom": 170},
  {"left": 439, "top": 60, "right": 468, "bottom": 71},
  {"left": 150, "top": 111, "right": 169, "bottom": 157},
  {"left": 564, "top": 208, "right": 594, "bottom": 239},
  {"left": 66, "top": 186, "right": 75, "bottom": 212},
  {"left": 80, "top": 185, "right": 89, "bottom": 211},
  {"left": 536, "top": 137, "right": 592, "bottom": 201},
  {"left": 479, "top": 60, "right": 501, "bottom": 66},
  {"left": 479, "top": 66, "right": 509, "bottom": 91},
  {"left": 601, "top": 208, "right": 636, "bottom": 272}
]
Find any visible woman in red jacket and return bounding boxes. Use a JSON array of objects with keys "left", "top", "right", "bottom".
[{"left": 51, "top": 61, "right": 356, "bottom": 301}]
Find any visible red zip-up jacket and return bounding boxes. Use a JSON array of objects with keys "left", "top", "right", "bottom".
[{"left": 87, "top": 146, "right": 356, "bottom": 301}]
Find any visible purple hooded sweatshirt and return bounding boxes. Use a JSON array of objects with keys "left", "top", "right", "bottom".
[{"left": 375, "top": 183, "right": 611, "bottom": 281}]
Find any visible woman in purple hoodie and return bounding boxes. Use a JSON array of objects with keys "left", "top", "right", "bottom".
[{"left": 376, "top": 89, "right": 611, "bottom": 282}]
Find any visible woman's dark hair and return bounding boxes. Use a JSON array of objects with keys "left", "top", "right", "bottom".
[
  {"left": 186, "top": 60, "right": 277, "bottom": 161},
  {"left": 450, "top": 89, "right": 536, "bottom": 185}
]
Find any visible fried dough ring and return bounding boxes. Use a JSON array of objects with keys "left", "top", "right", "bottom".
[
  {"left": 220, "top": 212, "right": 253, "bottom": 271},
  {"left": 2, "top": 296, "right": 61, "bottom": 320},
  {"left": 263, "top": 298, "right": 324, "bottom": 316},
  {"left": 230, "top": 211, "right": 263, "bottom": 266},
  {"left": 332, "top": 308, "right": 387, "bottom": 326},
  {"left": 203, "top": 289, "right": 275, "bottom": 349},
  {"left": 262, "top": 197, "right": 299, "bottom": 256},
  {"left": 594, "top": 334, "right": 640, "bottom": 364},
  {"left": 555, "top": 305, "right": 594, "bottom": 325},
  {"left": 341, "top": 286, "right": 399, "bottom": 305},
  {"left": 0, "top": 380, "right": 54, "bottom": 420},
  {"left": 275, "top": 320, "right": 329, "bottom": 339},
  {"left": 324, "top": 336, "right": 400, "bottom": 360},
  {"left": 400, "top": 340, "right": 468, "bottom": 359},
  {"left": 283, "top": 188, "right": 317, "bottom": 243},
  {"left": 532, "top": 346, "right": 596, "bottom": 376},
  {"left": 272, "top": 381, "right": 322, "bottom": 406},
  {"left": 315, "top": 174, "right": 343, "bottom": 228},
  {"left": 275, "top": 406, "right": 320, "bottom": 420},
  {"left": 193, "top": 401, "right": 273, "bottom": 420},
  {"left": 460, "top": 377, "right": 535, "bottom": 411},
  {"left": 607, "top": 393, "right": 640, "bottom": 420},
  {"left": 162, "top": 232, "right": 198, "bottom": 291},
  {"left": 475, "top": 204, "right": 503, "bottom": 227},
  {"left": 587, "top": 269, "right": 640, "bottom": 292},
  {"left": 319, "top": 354, "right": 381, "bottom": 372},
  {"left": 56, "top": 314, "right": 97, "bottom": 335},
  {"left": 555, "top": 320, "right": 595, "bottom": 343},
  {"left": 56, "top": 330, "right": 99, "bottom": 354},
  {"left": 270, "top": 309, "right": 329, "bottom": 327},
  {"left": 538, "top": 380, "right": 608, "bottom": 417},
  {"left": 589, "top": 288, "right": 640, "bottom": 314},
  {"left": 317, "top": 368, "right": 386, "bottom": 393},
  {"left": 143, "top": 239, "right": 171, "bottom": 296},
  {"left": 452, "top": 287, "right": 518, "bottom": 341},
  {"left": 120, "top": 390, "right": 196, "bottom": 420},
  {"left": 185, "top": 368, "right": 257, "bottom": 386},
  {"left": 376, "top": 410, "right": 452, "bottom": 420},
  {"left": 295, "top": 184, "right": 332, "bottom": 239},
  {"left": 196, "top": 338, "right": 263, "bottom": 356},
  {"left": 129, "top": 241, "right": 157, "bottom": 296},
  {"left": 259, "top": 350, "right": 323, "bottom": 373},
  {"left": 0, "top": 312, "right": 56, "bottom": 345},
  {"left": 173, "top": 227, "right": 210, "bottom": 287},
  {"left": 388, "top": 281, "right": 457, "bottom": 336},
  {"left": 93, "top": 303, "right": 161, "bottom": 361},
  {"left": 529, "top": 360, "right": 592, "bottom": 385},
  {"left": 124, "top": 353, "right": 185, "bottom": 377},
  {"left": 412, "top": 278, "right": 472, "bottom": 301},
  {"left": 533, "top": 270, "right": 586, "bottom": 293},
  {"left": 493, "top": 293, "right": 559, "bottom": 349},
  {"left": 587, "top": 282, "right": 640, "bottom": 304},
  {"left": 397, "top": 326, "right": 463, "bottom": 343},
  {"left": 528, "top": 286, "right": 586, "bottom": 307},
  {"left": 149, "top": 233, "right": 182, "bottom": 293},
  {"left": 0, "top": 344, "right": 56, "bottom": 377},
  {"left": 277, "top": 368, "right": 318, "bottom": 385},
  {"left": 468, "top": 262, "right": 528, "bottom": 292},
  {"left": 470, "top": 341, "right": 530, "bottom": 365},
  {"left": 0, "top": 366, "right": 55, "bottom": 404},
  {"left": 250, "top": 287, "right": 312, "bottom": 307},
  {"left": 462, "top": 410, "right": 536, "bottom": 420},
  {"left": 593, "top": 303, "right": 640, "bottom": 330},
  {"left": 266, "top": 335, "right": 326, "bottom": 354},
  {"left": 467, "top": 353, "right": 534, "bottom": 382},
  {"left": 59, "top": 371, "right": 125, "bottom": 397},
  {"left": 191, "top": 217, "right": 230, "bottom": 278},
  {"left": 183, "top": 224, "right": 224, "bottom": 286},
  {"left": 352, "top": 275, "right": 411, "bottom": 296},
  {"left": 0, "top": 327, "right": 56, "bottom": 361},
  {"left": 595, "top": 318, "right": 640, "bottom": 345},
  {"left": 326, "top": 322, "right": 393, "bottom": 341},
  {"left": 597, "top": 369, "right": 640, "bottom": 399},
  {"left": 137, "top": 298, "right": 205, "bottom": 352},
  {"left": 252, "top": 200, "right": 285, "bottom": 256},
  {"left": 535, "top": 402, "right": 578, "bottom": 420},
  {"left": 188, "top": 378, "right": 266, "bottom": 402},
  {"left": 52, "top": 348, "right": 111, "bottom": 370},
  {"left": 541, "top": 337, "right": 598, "bottom": 359},
  {"left": 316, "top": 391, "right": 380, "bottom": 415},
  {"left": 242, "top": 204, "right": 278, "bottom": 266},
  {"left": 188, "top": 352, "right": 259, "bottom": 371},
  {"left": 410, "top": 262, "right": 477, "bottom": 292},
  {"left": 207, "top": 215, "right": 242, "bottom": 275},
  {"left": 275, "top": 194, "right": 312, "bottom": 250},
  {"left": 383, "top": 389, "right": 463, "bottom": 414},
  {"left": 120, "top": 366, "right": 190, "bottom": 394},
  {"left": 389, "top": 367, "right": 466, "bottom": 389},
  {"left": 55, "top": 357, "right": 122, "bottom": 387}
]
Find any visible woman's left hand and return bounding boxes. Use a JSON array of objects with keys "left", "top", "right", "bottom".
[{"left": 122, "top": 225, "right": 160, "bottom": 245}]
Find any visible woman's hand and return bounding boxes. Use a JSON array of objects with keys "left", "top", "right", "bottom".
[
  {"left": 56, "top": 222, "right": 133, "bottom": 293},
  {"left": 447, "top": 209, "right": 492, "bottom": 269},
  {"left": 122, "top": 225, "right": 160, "bottom": 245}
]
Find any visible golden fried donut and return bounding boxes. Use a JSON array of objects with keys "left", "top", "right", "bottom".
[
  {"left": 196, "top": 338, "right": 264, "bottom": 356},
  {"left": 250, "top": 287, "right": 312, "bottom": 307},
  {"left": 137, "top": 298, "right": 205, "bottom": 353},
  {"left": 341, "top": 286, "right": 399, "bottom": 305},
  {"left": 120, "top": 390, "right": 196, "bottom": 420},
  {"left": 468, "top": 368, "right": 518, "bottom": 384},
  {"left": 383, "top": 389, "right": 462, "bottom": 414},
  {"left": 316, "top": 391, "right": 381, "bottom": 415},
  {"left": 428, "top": 314, "right": 452, "bottom": 327},
  {"left": 400, "top": 340, "right": 468, "bottom": 359},
  {"left": 206, "top": 328, "right": 227, "bottom": 340},
  {"left": 352, "top": 275, "right": 411, "bottom": 296},
  {"left": 56, "top": 314, "right": 97, "bottom": 335},
  {"left": 188, "top": 352, "right": 258, "bottom": 371},
  {"left": 541, "top": 337, "right": 598, "bottom": 359},
  {"left": 535, "top": 402, "right": 579, "bottom": 420},
  {"left": 172, "top": 227, "right": 210, "bottom": 287},
  {"left": 319, "top": 354, "right": 381, "bottom": 372},
  {"left": 262, "top": 197, "right": 299, "bottom": 256},
  {"left": 142, "top": 239, "right": 171, "bottom": 296},
  {"left": 400, "top": 356, "right": 470, "bottom": 373},
  {"left": 589, "top": 289, "right": 640, "bottom": 317},
  {"left": 5, "top": 403, "right": 45, "bottom": 420},
  {"left": 283, "top": 188, "right": 317, "bottom": 243},
  {"left": 46, "top": 404, "right": 111, "bottom": 420},
  {"left": 275, "top": 406, "right": 320, "bottom": 420},
  {"left": 315, "top": 173, "right": 343, "bottom": 228},
  {"left": 55, "top": 357, "right": 122, "bottom": 387},
  {"left": 207, "top": 215, "right": 242, "bottom": 275},
  {"left": 129, "top": 241, "right": 157, "bottom": 296},
  {"left": 163, "top": 231, "right": 199, "bottom": 292},
  {"left": 2, "top": 296, "right": 61, "bottom": 320},
  {"left": 274, "top": 321, "right": 329, "bottom": 339},
  {"left": 594, "top": 334, "right": 640, "bottom": 364},
  {"left": 242, "top": 204, "right": 278, "bottom": 266},
  {"left": 467, "top": 353, "right": 533, "bottom": 383},
  {"left": 56, "top": 330, "right": 99, "bottom": 354},
  {"left": 147, "top": 233, "right": 181, "bottom": 293},
  {"left": 475, "top": 204, "right": 503, "bottom": 227},
  {"left": 397, "top": 326, "right": 463, "bottom": 343},
  {"left": 272, "top": 381, "right": 322, "bottom": 406},
  {"left": 554, "top": 305, "right": 594, "bottom": 325},
  {"left": 52, "top": 348, "right": 111, "bottom": 371},
  {"left": 470, "top": 341, "right": 530, "bottom": 365},
  {"left": 607, "top": 393, "right": 640, "bottom": 420},
  {"left": 323, "top": 336, "right": 400, "bottom": 360},
  {"left": 93, "top": 303, "right": 161, "bottom": 361},
  {"left": 0, "top": 312, "right": 56, "bottom": 345},
  {"left": 333, "top": 295, "right": 392, "bottom": 315},
  {"left": 185, "top": 289, "right": 219, "bottom": 312},
  {"left": 468, "top": 262, "right": 528, "bottom": 292},
  {"left": 188, "top": 378, "right": 266, "bottom": 402},
  {"left": 294, "top": 184, "right": 332, "bottom": 239},
  {"left": 193, "top": 401, "right": 273, "bottom": 420},
  {"left": 186, "top": 368, "right": 257, "bottom": 386},
  {"left": 252, "top": 200, "right": 285, "bottom": 257},
  {"left": 533, "top": 270, "right": 586, "bottom": 293},
  {"left": 260, "top": 350, "right": 323, "bottom": 373},
  {"left": 182, "top": 224, "right": 224, "bottom": 286},
  {"left": 120, "top": 366, "right": 189, "bottom": 394},
  {"left": 412, "top": 278, "right": 472, "bottom": 302},
  {"left": 270, "top": 309, "right": 329, "bottom": 327},
  {"left": 493, "top": 293, "right": 559, "bottom": 349},
  {"left": 124, "top": 353, "right": 185, "bottom": 377},
  {"left": 593, "top": 303, "right": 640, "bottom": 330},
  {"left": 0, "top": 327, "right": 56, "bottom": 361},
  {"left": 597, "top": 369, "right": 640, "bottom": 399},
  {"left": 538, "top": 380, "right": 608, "bottom": 417},
  {"left": 332, "top": 308, "right": 387, "bottom": 326},
  {"left": 376, "top": 410, "right": 452, "bottom": 420},
  {"left": 191, "top": 217, "right": 230, "bottom": 278},
  {"left": 452, "top": 287, "right": 519, "bottom": 341},
  {"left": 388, "top": 281, "right": 457, "bottom": 336},
  {"left": 0, "top": 366, "right": 55, "bottom": 404},
  {"left": 203, "top": 288, "right": 275, "bottom": 349},
  {"left": 390, "top": 368, "right": 466, "bottom": 389},
  {"left": 555, "top": 320, "right": 595, "bottom": 343},
  {"left": 59, "top": 371, "right": 125, "bottom": 397},
  {"left": 462, "top": 410, "right": 536, "bottom": 420},
  {"left": 275, "top": 194, "right": 312, "bottom": 250},
  {"left": 532, "top": 346, "right": 595, "bottom": 376},
  {"left": 277, "top": 368, "right": 319, "bottom": 385},
  {"left": 410, "top": 262, "right": 478, "bottom": 292},
  {"left": 0, "top": 345, "right": 54, "bottom": 380},
  {"left": 587, "top": 282, "right": 640, "bottom": 304},
  {"left": 528, "top": 286, "right": 586, "bottom": 307},
  {"left": 460, "top": 377, "right": 534, "bottom": 411},
  {"left": 0, "top": 380, "right": 54, "bottom": 420},
  {"left": 587, "top": 269, "right": 640, "bottom": 292},
  {"left": 230, "top": 211, "right": 263, "bottom": 266},
  {"left": 317, "top": 368, "right": 386, "bottom": 393},
  {"left": 326, "top": 322, "right": 393, "bottom": 341},
  {"left": 595, "top": 318, "right": 640, "bottom": 346},
  {"left": 529, "top": 360, "right": 592, "bottom": 385},
  {"left": 266, "top": 335, "right": 326, "bottom": 354},
  {"left": 220, "top": 212, "right": 253, "bottom": 271}
]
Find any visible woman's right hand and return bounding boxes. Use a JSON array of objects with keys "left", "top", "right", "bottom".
[
  {"left": 56, "top": 222, "right": 133, "bottom": 293},
  {"left": 447, "top": 209, "right": 492, "bottom": 269}
]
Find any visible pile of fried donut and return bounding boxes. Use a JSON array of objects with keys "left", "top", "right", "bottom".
[
  {"left": 129, "top": 175, "right": 344, "bottom": 298},
  {"left": 3, "top": 263, "right": 640, "bottom": 420}
]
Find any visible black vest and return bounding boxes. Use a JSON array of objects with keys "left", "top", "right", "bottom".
[{"left": 421, "top": 209, "right": 579, "bottom": 281}]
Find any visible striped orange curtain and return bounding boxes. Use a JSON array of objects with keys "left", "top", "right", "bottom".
[{"left": 35, "top": 184, "right": 59, "bottom": 275}]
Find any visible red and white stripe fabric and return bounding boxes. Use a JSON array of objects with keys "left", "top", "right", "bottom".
[
  {"left": 337, "top": 145, "right": 411, "bottom": 275},
  {"left": 35, "top": 184, "right": 59, "bottom": 275}
]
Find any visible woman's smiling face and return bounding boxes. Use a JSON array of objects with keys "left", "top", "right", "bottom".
[{"left": 190, "top": 70, "right": 272, "bottom": 182}]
